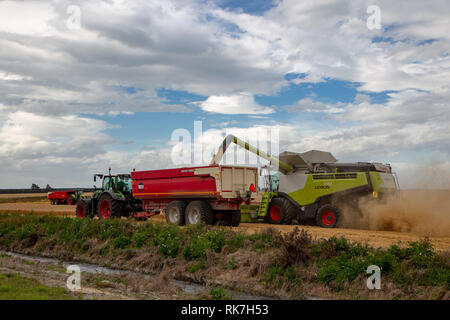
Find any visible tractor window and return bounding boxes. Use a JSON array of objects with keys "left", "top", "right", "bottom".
[
  {"left": 117, "top": 176, "right": 131, "bottom": 192},
  {"left": 260, "top": 168, "right": 279, "bottom": 192},
  {"left": 103, "top": 177, "right": 111, "bottom": 190},
  {"left": 270, "top": 171, "right": 279, "bottom": 192}
]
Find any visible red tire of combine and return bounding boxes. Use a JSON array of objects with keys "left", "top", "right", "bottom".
[
  {"left": 266, "top": 198, "right": 296, "bottom": 224},
  {"left": 316, "top": 204, "right": 341, "bottom": 228},
  {"left": 269, "top": 205, "right": 281, "bottom": 222}
]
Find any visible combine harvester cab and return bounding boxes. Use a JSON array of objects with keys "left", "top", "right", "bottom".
[
  {"left": 131, "top": 165, "right": 258, "bottom": 226},
  {"left": 213, "top": 135, "right": 399, "bottom": 228}
]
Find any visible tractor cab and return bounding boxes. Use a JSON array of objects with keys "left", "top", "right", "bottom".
[{"left": 93, "top": 170, "right": 132, "bottom": 194}]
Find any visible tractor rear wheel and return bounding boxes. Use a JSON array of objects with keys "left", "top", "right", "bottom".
[
  {"left": 76, "top": 200, "right": 90, "bottom": 219},
  {"left": 185, "top": 201, "right": 214, "bottom": 226},
  {"left": 97, "top": 193, "right": 125, "bottom": 219},
  {"left": 166, "top": 200, "right": 187, "bottom": 226},
  {"left": 267, "top": 198, "right": 296, "bottom": 224},
  {"left": 316, "top": 204, "right": 341, "bottom": 228}
]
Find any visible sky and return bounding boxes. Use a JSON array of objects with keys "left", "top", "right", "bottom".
[{"left": 0, "top": 0, "right": 449, "bottom": 189}]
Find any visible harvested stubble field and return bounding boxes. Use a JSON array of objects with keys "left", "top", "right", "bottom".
[{"left": 0, "top": 193, "right": 49, "bottom": 198}]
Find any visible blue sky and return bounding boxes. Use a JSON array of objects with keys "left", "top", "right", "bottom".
[
  {"left": 215, "top": 0, "right": 277, "bottom": 15},
  {"left": 0, "top": 0, "right": 449, "bottom": 188},
  {"left": 92, "top": 78, "right": 394, "bottom": 156}
]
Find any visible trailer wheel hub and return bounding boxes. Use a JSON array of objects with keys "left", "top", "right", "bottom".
[
  {"left": 321, "top": 210, "right": 335, "bottom": 226},
  {"left": 269, "top": 205, "right": 281, "bottom": 222},
  {"left": 99, "top": 199, "right": 111, "bottom": 219},
  {"left": 167, "top": 207, "right": 180, "bottom": 223},
  {"left": 187, "top": 207, "right": 201, "bottom": 225}
]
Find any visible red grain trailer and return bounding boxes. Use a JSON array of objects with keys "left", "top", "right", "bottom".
[
  {"left": 47, "top": 191, "right": 75, "bottom": 205},
  {"left": 131, "top": 165, "right": 258, "bottom": 226}
]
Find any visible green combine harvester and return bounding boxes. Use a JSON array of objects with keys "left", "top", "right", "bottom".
[{"left": 210, "top": 135, "right": 399, "bottom": 228}]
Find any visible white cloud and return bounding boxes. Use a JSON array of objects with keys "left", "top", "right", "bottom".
[
  {"left": 286, "top": 98, "right": 345, "bottom": 113},
  {"left": 0, "top": 0, "right": 449, "bottom": 188},
  {"left": 0, "top": 1, "right": 56, "bottom": 36},
  {"left": 0, "top": 111, "right": 113, "bottom": 160},
  {"left": 198, "top": 92, "right": 275, "bottom": 114}
]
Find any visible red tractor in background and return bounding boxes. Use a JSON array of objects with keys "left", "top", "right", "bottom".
[{"left": 48, "top": 190, "right": 84, "bottom": 205}]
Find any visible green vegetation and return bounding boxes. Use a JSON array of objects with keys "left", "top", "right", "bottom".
[
  {"left": 222, "top": 257, "right": 238, "bottom": 270},
  {"left": 264, "top": 266, "right": 300, "bottom": 288},
  {"left": 0, "top": 273, "right": 73, "bottom": 300},
  {"left": 188, "top": 260, "right": 206, "bottom": 273},
  {"left": 0, "top": 214, "right": 448, "bottom": 299},
  {"left": 313, "top": 236, "right": 450, "bottom": 288},
  {"left": 21, "top": 259, "right": 35, "bottom": 266},
  {"left": 183, "top": 229, "right": 225, "bottom": 260},
  {"left": 209, "top": 284, "right": 232, "bottom": 300}
]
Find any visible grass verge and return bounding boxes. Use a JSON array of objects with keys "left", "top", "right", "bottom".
[
  {"left": 0, "top": 272, "right": 73, "bottom": 300},
  {"left": 0, "top": 214, "right": 448, "bottom": 299}
]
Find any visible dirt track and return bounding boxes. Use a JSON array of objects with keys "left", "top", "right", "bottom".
[
  {"left": 0, "top": 193, "right": 49, "bottom": 198},
  {"left": 236, "top": 223, "right": 450, "bottom": 251},
  {"left": 0, "top": 201, "right": 74, "bottom": 216},
  {"left": 1, "top": 201, "right": 449, "bottom": 251}
]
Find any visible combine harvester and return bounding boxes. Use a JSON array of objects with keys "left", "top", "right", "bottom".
[
  {"left": 213, "top": 135, "right": 399, "bottom": 228},
  {"left": 76, "top": 135, "right": 399, "bottom": 228}
]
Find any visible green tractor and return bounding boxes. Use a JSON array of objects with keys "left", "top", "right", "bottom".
[
  {"left": 211, "top": 135, "right": 399, "bottom": 228},
  {"left": 68, "top": 189, "right": 85, "bottom": 205},
  {"left": 75, "top": 169, "right": 143, "bottom": 219}
]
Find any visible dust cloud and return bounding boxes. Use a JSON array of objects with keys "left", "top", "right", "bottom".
[{"left": 341, "top": 164, "right": 450, "bottom": 236}]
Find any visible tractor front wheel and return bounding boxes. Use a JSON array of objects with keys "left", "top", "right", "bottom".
[
  {"left": 97, "top": 193, "right": 125, "bottom": 219},
  {"left": 76, "top": 200, "right": 90, "bottom": 219}
]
